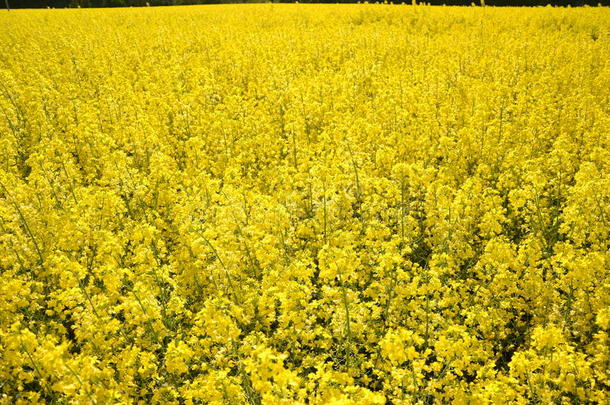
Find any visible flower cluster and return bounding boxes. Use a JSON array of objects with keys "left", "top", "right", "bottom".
[{"left": 0, "top": 4, "right": 609, "bottom": 404}]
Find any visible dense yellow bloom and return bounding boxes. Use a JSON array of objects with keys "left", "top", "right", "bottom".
[{"left": 1, "top": 3, "right": 609, "bottom": 404}]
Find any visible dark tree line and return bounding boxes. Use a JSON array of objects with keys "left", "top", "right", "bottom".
[{"left": 3, "top": 0, "right": 608, "bottom": 11}]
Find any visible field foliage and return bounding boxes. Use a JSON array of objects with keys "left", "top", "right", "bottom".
[{"left": 1, "top": 4, "right": 609, "bottom": 404}]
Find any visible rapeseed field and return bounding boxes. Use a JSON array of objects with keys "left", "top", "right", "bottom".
[{"left": 0, "top": 4, "right": 609, "bottom": 404}]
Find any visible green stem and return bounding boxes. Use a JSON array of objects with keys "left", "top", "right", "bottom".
[{"left": 340, "top": 275, "right": 352, "bottom": 369}]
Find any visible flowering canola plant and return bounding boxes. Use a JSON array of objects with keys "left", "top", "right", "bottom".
[{"left": 0, "top": 4, "right": 609, "bottom": 404}]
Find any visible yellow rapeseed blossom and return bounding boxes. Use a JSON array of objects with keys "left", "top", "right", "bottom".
[{"left": 0, "top": 3, "right": 609, "bottom": 404}]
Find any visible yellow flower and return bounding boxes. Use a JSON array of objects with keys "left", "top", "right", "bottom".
[{"left": 0, "top": 4, "right": 608, "bottom": 404}]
